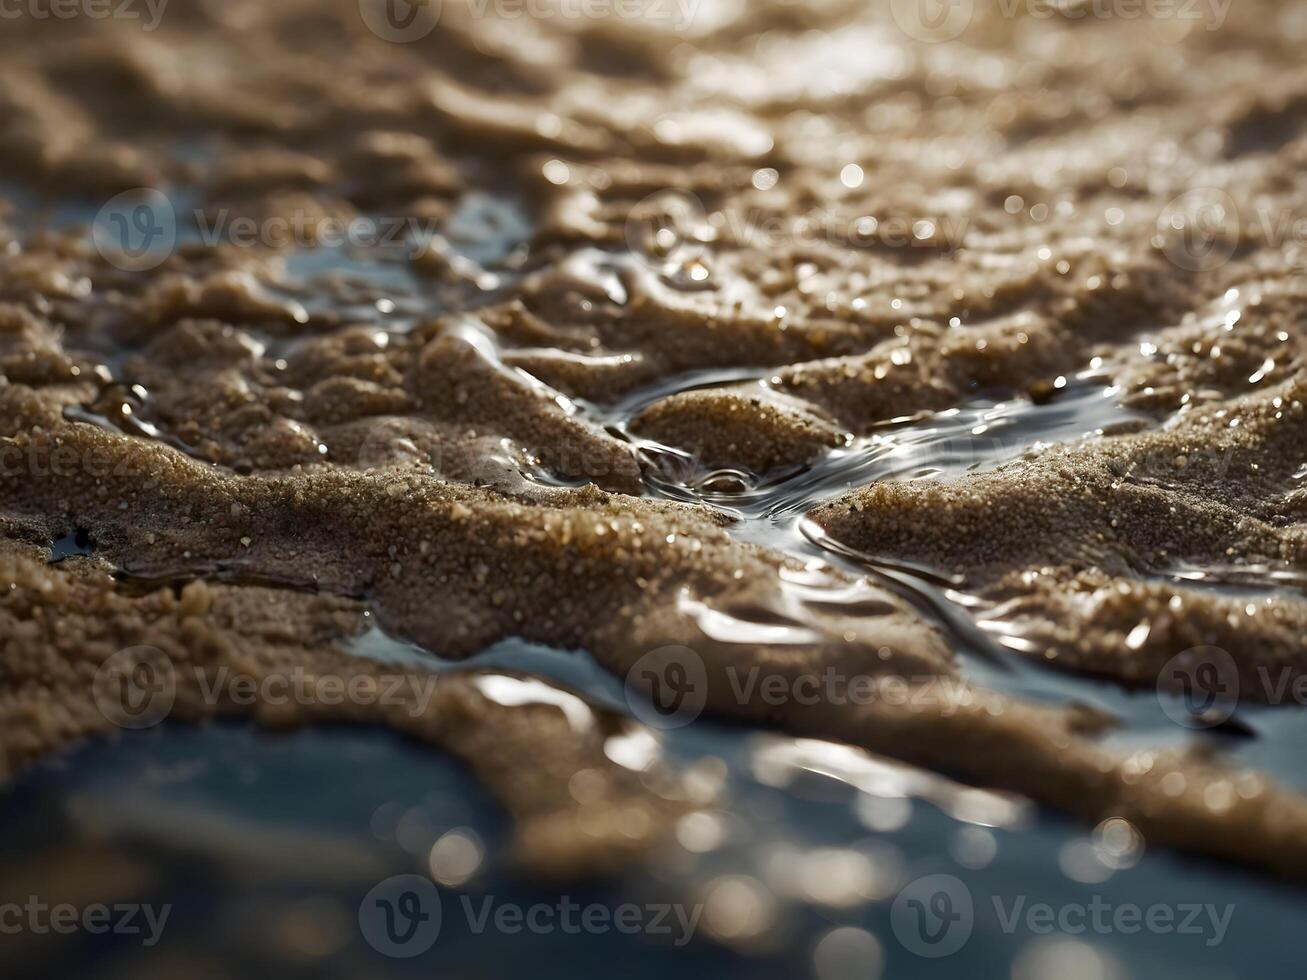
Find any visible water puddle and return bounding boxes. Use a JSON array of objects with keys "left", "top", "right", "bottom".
[
  {"left": 349, "top": 626, "right": 628, "bottom": 713},
  {"left": 0, "top": 179, "right": 530, "bottom": 342},
  {"left": 572, "top": 370, "right": 1148, "bottom": 529},
  {"left": 64, "top": 395, "right": 213, "bottom": 466},
  {"left": 267, "top": 248, "right": 429, "bottom": 328},
  {"left": 442, "top": 191, "right": 533, "bottom": 268},
  {"left": 48, "top": 528, "right": 94, "bottom": 564},
  {"left": 587, "top": 373, "right": 1150, "bottom": 682},
  {"left": 259, "top": 193, "right": 532, "bottom": 330},
  {"left": 574, "top": 358, "right": 1307, "bottom": 790},
  {"left": 1152, "top": 560, "right": 1307, "bottom": 597}
]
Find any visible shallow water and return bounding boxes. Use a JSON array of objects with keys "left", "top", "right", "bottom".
[
  {"left": 7, "top": 679, "right": 1306, "bottom": 978},
  {"left": 624, "top": 373, "right": 1150, "bottom": 524},
  {"left": 10, "top": 227, "right": 1307, "bottom": 978}
]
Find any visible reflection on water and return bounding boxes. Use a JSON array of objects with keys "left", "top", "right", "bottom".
[
  {"left": 472, "top": 674, "right": 597, "bottom": 732},
  {"left": 749, "top": 737, "right": 1030, "bottom": 831},
  {"left": 630, "top": 374, "right": 1150, "bottom": 526},
  {"left": 8, "top": 208, "right": 1307, "bottom": 976},
  {"left": 599, "top": 358, "right": 1307, "bottom": 803},
  {"left": 6, "top": 702, "right": 1307, "bottom": 978}
]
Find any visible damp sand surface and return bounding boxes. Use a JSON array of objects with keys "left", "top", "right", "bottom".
[{"left": 6, "top": 0, "right": 1307, "bottom": 974}]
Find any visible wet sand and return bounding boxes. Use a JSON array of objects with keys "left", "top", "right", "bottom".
[{"left": 4, "top": 0, "right": 1307, "bottom": 882}]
